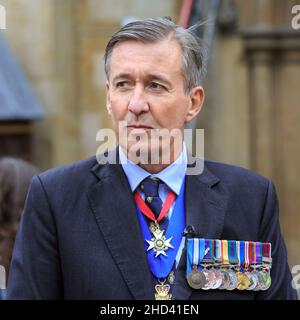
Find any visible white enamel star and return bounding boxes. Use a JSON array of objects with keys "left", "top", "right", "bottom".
[{"left": 146, "top": 229, "right": 174, "bottom": 257}]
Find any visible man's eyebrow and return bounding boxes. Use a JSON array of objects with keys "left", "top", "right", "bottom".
[
  {"left": 147, "top": 74, "right": 172, "bottom": 87},
  {"left": 111, "top": 73, "right": 173, "bottom": 87},
  {"left": 111, "top": 73, "right": 132, "bottom": 83}
]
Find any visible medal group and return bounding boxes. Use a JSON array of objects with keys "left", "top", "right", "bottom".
[{"left": 186, "top": 238, "right": 272, "bottom": 291}]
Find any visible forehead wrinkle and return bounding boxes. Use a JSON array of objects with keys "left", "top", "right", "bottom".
[
  {"left": 109, "top": 39, "right": 184, "bottom": 87},
  {"left": 111, "top": 39, "right": 181, "bottom": 68}
]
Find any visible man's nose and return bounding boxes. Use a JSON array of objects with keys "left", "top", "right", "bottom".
[{"left": 128, "top": 85, "right": 149, "bottom": 115}]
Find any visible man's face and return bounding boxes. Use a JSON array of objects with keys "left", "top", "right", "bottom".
[{"left": 106, "top": 38, "right": 204, "bottom": 163}]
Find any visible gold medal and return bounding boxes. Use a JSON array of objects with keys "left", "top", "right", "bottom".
[
  {"left": 236, "top": 271, "right": 250, "bottom": 290},
  {"left": 155, "top": 279, "right": 172, "bottom": 300},
  {"left": 149, "top": 222, "right": 157, "bottom": 233}
]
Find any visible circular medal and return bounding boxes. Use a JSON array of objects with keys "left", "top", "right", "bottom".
[
  {"left": 253, "top": 271, "right": 265, "bottom": 291},
  {"left": 263, "top": 272, "right": 271, "bottom": 290},
  {"left": 187, "top": 269, "right": 206, "bottom": 290},
  {"left": 168, "top": 271, "right": 175, "bottom": 285},
  {"left": 236, "top": 271, "right": 250, "bottom": 290},
  {"left": 218, "top": 270, "right": 231, "bottom": 290},
  {"left": 201, "top": 269, "right": 216, "bottom": 290},
  {"left": 246, "top": 271, "right": 258, "bottom": 291},
  {"left": 210, "top": 269, "right": 223, "bottom": 289},
  {"left": 258, "top": 270, "right": 271, "bottom": 291},
  {"left": 226, "top": 269, "right": 238, "bottom": 290}
]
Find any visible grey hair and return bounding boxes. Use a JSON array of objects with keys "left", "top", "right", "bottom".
[{"left": 104, "top": 17, "right": 207, "bottom": 94}]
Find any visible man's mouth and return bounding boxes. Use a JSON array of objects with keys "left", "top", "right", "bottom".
[{"left": 127, "top": 125, "right": 154, "bottom": 130}]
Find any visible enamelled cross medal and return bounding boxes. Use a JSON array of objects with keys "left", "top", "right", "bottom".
[
  {"left": 134, "top": 191, "right": 176, "bottom": 258},
  {"left": 147, "top": 222, "right": 173, "bottom": 257}
]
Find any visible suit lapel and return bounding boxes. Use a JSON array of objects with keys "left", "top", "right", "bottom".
[
  {"left": 86, "top": 151, "right": 154, "bottom": 299},
  {"left": 87, "top": 150, "right": 229, "bottom": 300},
  {"left": 172, "top": 165, "right": 229, "bottom": 300}
]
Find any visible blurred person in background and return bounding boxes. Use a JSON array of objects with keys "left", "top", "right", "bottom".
[{"left": 0, "top": 158, "right": 38, "bottom": 279}]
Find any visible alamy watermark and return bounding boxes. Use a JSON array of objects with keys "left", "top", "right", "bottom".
[
  {"left": 0, "top": 264, "right": 6, "bottom": 289},
  {"left": 95, "top": 121, "right": 205, "bottom": 176},
  {"left": 292, "top": 264, "right": 300, "bottom": 291},
  {"left": 0, "top": 4, "right": 6, "bottom": 30},
  {"left": 291, "top": 5, "right": 300, "bottom": 30}
]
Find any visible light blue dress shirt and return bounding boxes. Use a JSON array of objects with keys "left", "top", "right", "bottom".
[{"left": 119, "top": 145, "right": 187, "bottom": 267}]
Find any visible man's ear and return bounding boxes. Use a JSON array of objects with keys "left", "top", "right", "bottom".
[
  {"left": 106, "top": 81, "right": 112, "bottom": 115},
  {"left": 185, "top": 86, "right": 205, "bottom": 123}
]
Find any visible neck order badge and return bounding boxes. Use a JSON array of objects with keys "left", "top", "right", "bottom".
[
  {"left": 135, "top": 178, "right": 186, "bottom": 299},
  {"left": 135, "top": 191, "right": 175, "bottom": 257}
]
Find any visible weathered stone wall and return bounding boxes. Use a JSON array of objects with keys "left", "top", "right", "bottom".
[{"left": 1, "top": 0, "right": 180, "bottom": 168}]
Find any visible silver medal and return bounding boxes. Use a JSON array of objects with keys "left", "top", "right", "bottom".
[
  {"left": 187, "top": 268, "right": 206, "bottom": 290},
  {"left": 226, "top": 269, "right": 238, "bottom": 290},
  {"left": 210, "top": 269, "right": 223, "bottom": 289},
  {"left": 219, "top": 270, "right": 231, "bottom": 290},
  {"left": 201, "top": 269, "right": 215, "bottom": 290},
  {"left": 246, "top": 271, "right": 258, "bottom": 291}
]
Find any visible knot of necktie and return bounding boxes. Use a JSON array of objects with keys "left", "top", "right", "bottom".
[{"left": 140, "top": 177, "right": 163, "bottom": 219}]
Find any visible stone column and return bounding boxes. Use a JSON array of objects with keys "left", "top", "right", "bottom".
[{"left": 243, "top": 30, "right": 300, "bottom": 268}]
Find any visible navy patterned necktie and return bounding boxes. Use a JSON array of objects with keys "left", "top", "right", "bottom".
[{"left": 140, "top": 177, "right": 163, "bottom": 219}]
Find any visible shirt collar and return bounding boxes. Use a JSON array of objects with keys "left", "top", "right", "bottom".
[{"left": 119, "top": 144, "right": 187, "bottom": 195}]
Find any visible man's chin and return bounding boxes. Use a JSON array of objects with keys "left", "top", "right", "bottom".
[{"left": 122, "top": 143, "right": 173, "bottom": 166}]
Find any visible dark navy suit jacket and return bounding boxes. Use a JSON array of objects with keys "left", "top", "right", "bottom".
[{"left": 7, "top": 151, "right": 297, "bottom": 299}]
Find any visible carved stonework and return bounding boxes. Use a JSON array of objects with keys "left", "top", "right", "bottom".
[{"left": 242, "top": 27, "right": 300, "bottom": 268}]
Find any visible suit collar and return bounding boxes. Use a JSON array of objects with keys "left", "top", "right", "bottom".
[
  {"left": 91, "top": 149, "right": 220, "bottom": 188},
  {"left": 118, "top": 145, "right": 187, "bottom": 195}
]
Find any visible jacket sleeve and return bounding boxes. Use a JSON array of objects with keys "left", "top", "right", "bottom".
[
  {"left": 7, "top": 175, "right": 63, "bottom": 299},
  {"left": 255, "top": 180, "right": 297, "bottom": 300}
]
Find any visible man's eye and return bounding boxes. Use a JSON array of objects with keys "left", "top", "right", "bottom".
[
  {"left": 149, "top": 82, "right": 165, "bottom": 90},
  {"left": 116, "top": 81, "right": 130, "bottom": 88}
]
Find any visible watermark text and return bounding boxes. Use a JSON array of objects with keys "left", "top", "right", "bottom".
[
  {"left": 292, "top": 264, "right": 300, "bottom": 290},
  {"left": 291, "top": 5, "right": 300, "bottom": 30},
  {"left": 95, "top": 121, "right": 205, "bottom": 176},
  {"left": 0, "top": 4, "right": 6, "bottom": 30}
]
